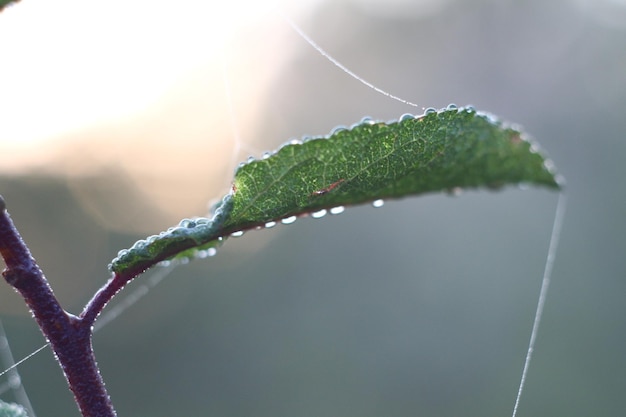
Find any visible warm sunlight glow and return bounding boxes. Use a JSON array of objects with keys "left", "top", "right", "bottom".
[
  {"left": 0, "top": 0, "right": 275, "bottom": 145},
  {"left": 0, "top": 0, "right": 323, "bottom": 228}
]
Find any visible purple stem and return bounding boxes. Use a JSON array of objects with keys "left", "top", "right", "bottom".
[
  {"left": 0, "top": 196, "right": 117, "bottom": 417},
  {"left": 81, "top": 272, "right": 136, "bottom": 328}
]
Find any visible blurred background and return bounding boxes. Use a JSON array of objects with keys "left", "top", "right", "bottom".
[{"left": 0, "top": 0, "right": 624, "bottom": 415}]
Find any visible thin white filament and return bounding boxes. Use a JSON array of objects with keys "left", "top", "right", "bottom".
[
  {"left": 0, "top": 320, "right": 38, "bottom": 417},
  {"left": 278, "top": 10, "right": 420, "bottom": 108},
  {"left": 93, "top": 263, "right": 177, "bottom": 333},
  {"left": 0, "top": 264, "right": 178, "bottom": 380},
  {"left": 221, "top": 56, "right": 243, "bottom": 174},
  {"left": 0, "top": 344, "right": 48, "bottom": 381},
  {"left": 0, "top": 32, "right": 249, "bottom": 384},
  {"left": 511, "top": 192, "right": 567, "bottom": 417},
  {"left": 220, "top": 55, "right": 261, "bottom": 173}
]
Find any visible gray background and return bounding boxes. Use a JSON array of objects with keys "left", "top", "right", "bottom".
[{"left": 1, "top": 0, "right": 624, "bottom": 416}]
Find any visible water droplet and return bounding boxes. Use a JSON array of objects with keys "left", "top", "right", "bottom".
[
  {"left": 399, "top": 113, "right": 415, "bottom": 122},
  {"left": 264, "top": 221, "right": 277, "bottom": 229},
  {"left": 196, "top": 247, "right": 218, "bottom": 259},
  {"left": 289, "top": 139, "right": 302, "bottom": 145},
  {"left": 247, "top": 156, "right": 256, "bottom": 163},
  {"left": 329, "top": 206, "right": 345, "bottom": 215},
  {"left": 262, "top": 152, "right": 272, "bottom": 160},
  {"left": 281, "top": 216, "right": 297, "bottom": 225},
  {"left": 359, "top": 116, "right": 376, "bottom": 125},
  {"left": 424, "top": 107, "right": 437, "bottom": 115},
  {"left": 543, "top": 159, "right": 555, "bottom": 173},
  {"left": 179, "top": 219, "right": 196, "bottom": 228},
  {"left": 446, "top": 103, "right": 458, "bottom": 111},
  {"left": 312, "top": 209, "right": 327, "bottom": 219},
  {"left": 230, "top": 230, "right": 244, "bottom": 237},
  {"left": 464, "top": 105, "right": 476, "bottom": 113},
  {"left": 372, "top": 199, "right": 385, "bottom": 208},
  {"left": 331, "top": 125, "right": 348, "bottom": 135}
]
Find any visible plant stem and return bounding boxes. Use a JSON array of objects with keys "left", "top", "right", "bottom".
[{"left": 0, "top": 196, "right": 117, "bottom": 417}]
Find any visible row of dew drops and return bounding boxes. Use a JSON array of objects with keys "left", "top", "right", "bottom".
[
  {"left": 229, "top": 199, "right": 384, "bottom": 239},
  {"left": 163, "top": 103, "right": 558, "bottom": 265},
  {"left": 236, "top": 105, "right": 465, "bottom": 171},
  {"left": 178, "top": 106, "right": 477, "bottom": 264},
  {"left": 158, "top": 199, "right": 386, "bottom": 267},
  {"left": 222, "top": 107, "right": 446, "bottom": 245}
]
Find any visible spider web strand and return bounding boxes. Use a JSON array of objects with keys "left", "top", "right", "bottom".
[
  {"left": 0, "top": 320, "right": 38, "bottom": 417},
  {"left": 511, "top": 192, "right": 567, "bottom": 417},
  {"left": 278, "top": 10, "right": 420, "bottom": 108}
]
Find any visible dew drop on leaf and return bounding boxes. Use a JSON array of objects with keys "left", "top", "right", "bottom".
[
  {"left": 424, "top": 107, "right": 437, "bottom": 115},
  {"left": 196, "top": 247, "right": 218, "bottom": 259},
  {"left": 372, "top": 199, "right": 385, "bottom": 208},
  {"left": 230, "top": 231, "right": 244, "bottom": 237},
  {"left": 281, "top": 216, "right": 297, "bottom": 225},
  {"left": 180, "top": 219, "right": 197, "bottom": 228},
  {"left": 331, "top": 125, "right": 348, "bottom": 135},
  {"left": 312, "top": 209, "right": 327, "bottom": 219},
  {"left": 329, "top": 206, "right": 345, "bottom": 215},
  {"left": 264, "top": 221, "right": 277, "bottom": 228},
  {"left": 530, "top": 143, "right": 540, "bottom": 154}
]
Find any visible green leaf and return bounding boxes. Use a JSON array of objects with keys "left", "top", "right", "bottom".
[
  {"left": 110, "top": 106, "right": 560, "bottom": 274},
  {"left": 0, "top": 400, "right": 28, "bottom": 417}
]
